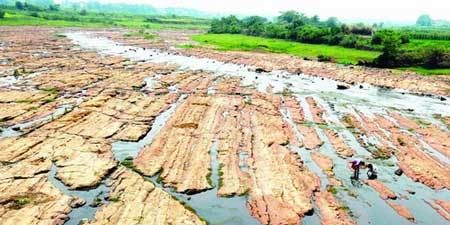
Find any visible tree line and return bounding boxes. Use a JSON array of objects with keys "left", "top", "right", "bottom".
[{"left": 209, "top": 11, "right": 449, "bottom": 69}]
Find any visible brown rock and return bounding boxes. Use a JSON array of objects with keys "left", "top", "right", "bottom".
[
  {"left": 364, "top": 180, "right": 397, "bottom": 200},
  {"left": 84, "top": 167, "right": 207, "bottom": 225},
  {"left": 386, "top": 201, "right": 415, "bottom": 222},
  {"left": 315, "top": 191, "right": 357, "bottom": 225}
]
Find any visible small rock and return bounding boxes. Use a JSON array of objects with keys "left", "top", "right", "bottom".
[
  {"left": 337, "top": 84, "right": 350, "bottom": 90},
  {"left": 359, "top": 85, "right": 364, "bottom": 89},
  {"left": 255, "top": 68, "right": 270, "bottom": 73},
  {"left": 69, "top": 197, "right": 86, "bottom": 208},
  {"left": 89, "top": 197, "right": 103, "bottom": 208},
  {"left": 406, "top": 189, "right": 416, "bottom": 195},
  {"left": 440, "top": 96, "right": 446, "bottom": 101},
  {"left": 395, "top": 168, "right": 403, "bottom": 176}
]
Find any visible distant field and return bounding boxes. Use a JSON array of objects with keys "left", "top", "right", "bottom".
[
  {"left": 192, "top": 34, "right": 381, "bottom": 65},
  {"left": 402, "top": 39, "right": 450, "bottom": 52},
  {"left": 0, "top": 10, "right": 209, "bottom": 30},
  {"left": 191, "top": 34, "right": 449, "bottom": 75}
]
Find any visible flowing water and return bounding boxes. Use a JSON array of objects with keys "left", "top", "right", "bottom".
[{"left": 67, "top": 31, "right": 450, "bottom": 225}]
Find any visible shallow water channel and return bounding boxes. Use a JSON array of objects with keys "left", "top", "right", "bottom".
[
  {"left": 48, "top": 164, "right": 110, "bottom": 225},
  {"left": 67, "top": 32, "right": 450, "bottom": 225}
]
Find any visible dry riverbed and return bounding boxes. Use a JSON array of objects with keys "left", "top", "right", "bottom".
[{"left": 0, "top": 27, "right": 449, "bottom": 225}]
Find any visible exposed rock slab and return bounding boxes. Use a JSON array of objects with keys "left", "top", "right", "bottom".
[{"left": 84, "top": 167, "right": 207, "bottom": 225}]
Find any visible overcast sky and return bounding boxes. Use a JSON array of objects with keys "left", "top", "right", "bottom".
[{"left": 78, "top": 0, "right": 450, "bottom": 22}]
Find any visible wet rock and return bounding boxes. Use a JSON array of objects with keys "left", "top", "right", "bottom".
[
  {"left": 89, "top": 196, "right": 103, "bottom": 208},
  {"left": 135, "top": 96, "right": 218, "bottom": 193},
  {"left": 69, "top": 196, "right": 86, "bottom": 208},
  {"left": 386, "top": 201, "right": 415, "bottom": 222},
  {"left": 314, "top": 191, "right": 357, "bottom": 225},
  {"left": 311, "top": 151, "right": 334, "bottom": 176},
  {"left": 0, "top": 174, "right": 72, "bottom": 225},
  {"left": 337, "top": 84, "right": 350, "bottom": 90},
  {"left": 247, "top": 108, "right": 320, "bottom": 225},
  {"left": 394, "top": 168, "right": 403, "bottom": 176},
  {"left": 306, "top": 96, "right": 325, "bottom": 124},
  {"left": 390, "top": 112, "right": 450, "bottom": 159},
  {"left": 255, "top": 67, "right": 270, "bottom": 73},
  {"left": 423, "top": 199, "right": 450, "bottom": 221},
  {"left": 364, "top": 180, "right": 397, "bottom": 200},
  {"left": 84, "top": 167, "right": 207, "bottom": 225},
  {"left": 324, "top": 129, "right": 355, "bottom": 157}
]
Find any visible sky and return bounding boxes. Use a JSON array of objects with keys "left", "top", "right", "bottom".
[{"left": 74, "top": 0, "right": 450, "bottom": 23}]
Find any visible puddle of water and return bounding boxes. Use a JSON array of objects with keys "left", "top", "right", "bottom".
[
  {"left": 111, "top": 95, "right": 185, "bottom": 161},
  {"left": 238, "top": 151, "right": 249, "bottom": 173},
  {"left": 111, "top": 104, "right": 261, "bottom": 225},
  {"left": 48, "top": 164, "right": 110, "bottom": 225},
  {"left": 0, "top": 104, "right": 74, "bottom": 138},
  {"left": 0, "top": 76, "right": 18, "bottom": 87},
  {"left": 146, "top": 140, "right": 261, "bottom": 225}
]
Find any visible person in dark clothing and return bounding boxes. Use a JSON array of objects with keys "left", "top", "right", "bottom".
[
  {"left": 349, "top": 159, "right": 365, "bottom": 180},
  {"left": 367, "top": 163, "right": 377, "bottom": 180}
]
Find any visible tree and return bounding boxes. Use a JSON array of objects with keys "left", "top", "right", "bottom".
[
  {"left": 49, "top": 4, "right": 60, "bottom": 11},
  {"left": 424, "top": 47, "right": 445, "bottom": 68},
  {"left": 297, "top": 25, "right": 329, "bottom": 43},
  {"left": 80, "top": 9, "right": 87, "bottom": 16},
  {"left": 374, "top": 30, "right": 402, "bottom": 67},
  {"left": 264, "top": 23, "right": 288, "bottom": 39},
  {"left": 278, "top": 11, "right": 308, "bottom": 40},
  {"left": 0, "top": 10, "right": 5, "bottom": 19},
  {"left": 325, "top": 17, "right": 339, "bottom": 28},
  {"left": 242, "top": 16, "right": 267, "bottom": 36},
  {"left": 416, "top": 14, "right": 433, "bottom": 26},
  {"left": 209, "top": 15, "right": 242, "bottom": 34},
  {"left": 15, "top": 1, "right": 24, "bottom": 10}
]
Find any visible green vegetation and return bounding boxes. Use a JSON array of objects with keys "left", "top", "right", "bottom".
[
  {"left": 207, "top": 12, "right": 449, "bottom": 74},
  {"left": 0, "top": 2, "right": 209, "bottom": 30},
  {"left": 120, "top": 156, "right": 136, "bottom": 170},
  {"left": 124, "top": 29, "right": 157, "bottom": 40},
  {"left": 108, "top": 196, "right": 121, "bottom": 202},
  {"left": 326, "top": 185, "right": 338, "bottom": 195},
  {"left": 193, "top": 33, "right": 379, "bottom": 64}
]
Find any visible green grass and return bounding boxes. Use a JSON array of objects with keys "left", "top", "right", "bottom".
[
  {"left": 402, "top": 39, "right": 450, "bottom": 52},
  {"left": 192, "top": 34, "right": 449, "bottom": 75},
  {"left": 192, "top": 33, "right": 381, "bottom": 64},
  {"left": 0, "top": 10, "right": 209, "bottom": 30},
  {"left": 398, "top": 67, "right": 450, "bottom": 75}
]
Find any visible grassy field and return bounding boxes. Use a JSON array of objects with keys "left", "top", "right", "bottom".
[
  {"left": 191, "top": 34, "right": 449, "bottom": 75},
  {"left": 402, "top": 39, "right": 450, "bottom": 52},
  {"left": 192, "top": 34, "right": 381, "bottom": 64},
  {"left": 0, "top": 10, "right": 209, "bottom": 30}
]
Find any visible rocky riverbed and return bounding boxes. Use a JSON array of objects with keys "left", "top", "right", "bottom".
[{"left": 0, "top": 27, "right": 449, "bottom": 225}]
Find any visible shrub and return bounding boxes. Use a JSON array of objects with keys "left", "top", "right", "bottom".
[
  {"left": 29, "top": 12, "right": 39, "bottom": 18},
  {"left": 0, "top": 10, "right": 5, "bottom": 19},
  {"left": 423, "top": 47, "right": 446, "bottom": 68},
  {"left": 339, "top": 35, "right": 358, "bottom": 48},
  {"left": 264, "top": 23, "right": 288, "bottom": 39},
  {"left": 79, "top": 9, "right": 87, "bottom": 16},
  {"left": 317, "top": 54, "right": 334, "bottom": 62},
  {"left": 296, "top": 25, "right": 330, "bottom": 43}
]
